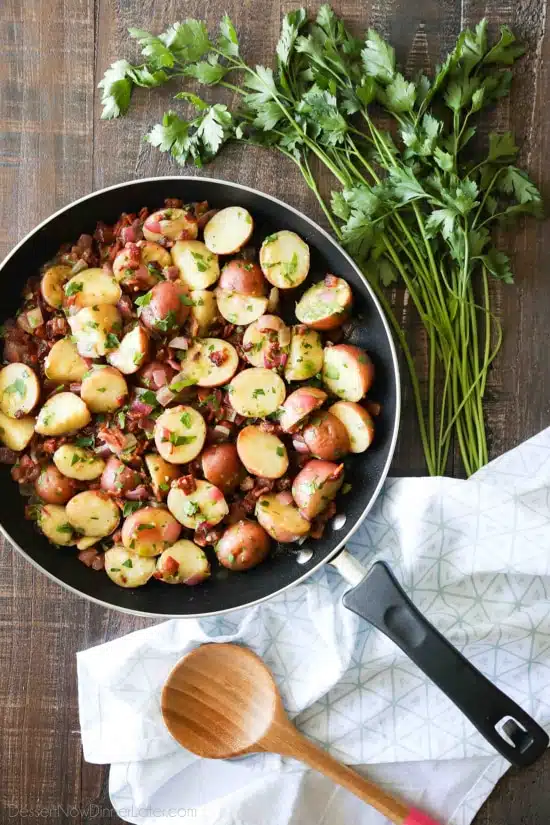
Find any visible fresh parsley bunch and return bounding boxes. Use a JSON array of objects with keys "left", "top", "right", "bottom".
[{"left": 99, "top": 8, "right": 543, "bottom": 476}]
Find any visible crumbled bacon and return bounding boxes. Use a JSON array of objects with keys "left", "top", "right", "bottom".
[
  {"left": 164, "top": 265, "right": 180, "bottom": 281},
  {"left": 3, "top": 321, "right": 38, "bottom": 366},
  {"left": 240, "top": 475, "right": 255, "bottom": 492},
  {"left": 324, "top": 273, "right": 339, "bottom": 288},
  {"left": 78, "top": 548, "right": 104, "bottom": 570},
  {"left": 172, "top": 474, "right": 197, "bottom": 495},
  {"left": 45, "top": 316, "right": 69, "bottom": 339},
  {"left": 165, "top": 198, "right": 183, "bottom": 209},
  {"left": 94, "top": 221, "right": 114, "bottom": 244},
  {"left": 0, "top": 447, "right": 18, "bottom": 464},
  {"left": 11, "top": 454, "right": 40, "bottom": 484},
  {"left": 259, "top": 420, "right": 282, "bottom": 436},
  {"left": 194, "top": 522, "right": 224, "bottom": 547},
  {"left": 117, "top": 294, "right": 135, "bottom": 319},
  {"left": 209, "top": 349, "right": 228, "bottom": 367}
]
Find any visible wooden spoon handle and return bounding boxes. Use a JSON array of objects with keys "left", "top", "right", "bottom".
[{"left": 274, "top": 728, "right": 441, "bottom": 825}]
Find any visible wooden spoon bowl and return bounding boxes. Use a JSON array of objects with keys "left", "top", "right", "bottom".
[{"left": 161, "top": 643, "right": 441, "bottom": 825}]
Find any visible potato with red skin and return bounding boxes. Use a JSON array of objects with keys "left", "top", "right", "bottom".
[
  {"left": 255, "top": 492, "right": 310, "bottom": 543},
  {"left": 201, "top": 443, "right": 243, "bottom": 494},
  {"left": 279, "top": 387, "right": 327, "bottom": 433},
  {"left": 215, "top": 520, "right": 271, "bottom": 571},
  {"left": 302, "top": 411, "right": 350, "bottom": 460},
  {"left": 218, "top": 260, "right": 266, "bottom": 296},
  {"left": 295, "top": 276, "right": 353, "bottom": 330},
  {"left": 100, "top": 456, "right": 141, "bottom": 496},
  {"left": 34, "top": 464, "right": 76, "bottom": 505},
  {"left": 138, "top": 360, "right": 177, "bottom": 391},
  {"left": 329, "top": 401, "right": 375, "bottom": 453},
  {"left": 139, "top": 281, "right": 191, "bottom": 333},
  {"left": 121, "top": 506, "right": 181, "bottom": 557},
  {"left": 322, "top": 344, "right": 374, "bottom": 402},
  {"left": 292, "top": 460, "right": 344, "bottom": 520}
]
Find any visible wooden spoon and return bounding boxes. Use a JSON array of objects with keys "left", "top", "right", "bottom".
[{"left": 161, "top": 643, "right": 440, "bottom": 825}]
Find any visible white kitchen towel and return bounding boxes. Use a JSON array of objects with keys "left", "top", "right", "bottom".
[{"left": 77, "top": 427, "right": 550, "bottom": 825}]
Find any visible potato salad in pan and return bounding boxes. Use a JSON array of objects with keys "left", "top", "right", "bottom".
[{"left": 0, "top": 199, "right": 377, "bottom": 589}]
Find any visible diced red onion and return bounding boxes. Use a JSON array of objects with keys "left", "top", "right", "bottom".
[
  {"left": 126, "top": 484, "right": 150, "bottom": 501},
  {"left": 276, "top": 491, "right": 294, "bottom": 506},
  {"left": 168, "top": 336, "right": 190, "bottom": 350},
  {"left": 224, "top": 408, "right": 238, "bottom": 423},
  {"left": 213, "top": 424, "right": 232, "bottom": 440},
  {"left": 144, "top": 217, "right": 162, "bottom": 234},
  {"left": 156, "top": 385, "right": 176, "bottom": 407},
  {"left": 292, "top": 438, "right": 310, "bottom": 454},
  {"left": 130, "top": 398, "right": 154, "bottom": 417},
  {"left": 71, "top": 259, "right": 89, "bottom": 275},
  {"left": 120, "top": 226, "right": 136, "bottom": 244},
  {"left": 95, "top": 444, "right": 113, "bottom": 458},
  {"left": 279, "top": 327, "right": 291, "bottom": 347},
  {"left": 152, "top": 369, "right": 168, "bottom": 387}
]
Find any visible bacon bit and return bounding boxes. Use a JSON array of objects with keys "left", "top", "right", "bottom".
[
  {"left": 45, "top": 316, "right": 69, "bottom": 339},
  {"left": 120, "top": 225, "right": 137, "bottom": 244},
  {"left": 194, "top": 522, "right": 224, "bottom": 547},
  {"left": 97, "top": 426, "right": 127, "bottom": 454},
  {"left": 365, "top": 401, "right": 382, "bottom": 417},
  {"left": 197, "top": 208, "right": 218, "bottom": 230},
  {"left": 11, "top": 454, "right": 40, "bottom": 484},
  {"left": 172, "top": 474, "right": 197, "bottom": 495},
  {"left": 163, "top": 555, "right": 180, "bottom": 576},
  {"left": 164, "top": 265, "right": 180, "bottom": 281},
  {"left": 94, "top": 221, "right": 114, "bottom": 244},
  {"left": 78, "top": 548, "right": 101, "bottom": 568},
  {"left": 0, "top": 447, "right": 18, "bottom": 464},
  {"left": 209, "top": 349, "right": 228, "bottom": 367},
  {"left": 275, "top": 476, "right": 292, "bottom": 492},
  {"left": 3, "top": 322, "right": 38, "bottom": 366},
  {"left": 259, "top": 420, "right": 282, "bottom": 436},
  {"left": 227, "top": 501, "right": 248, "bottom": 524},
  {"left": 324, "top": 273, "right": 339, "bottom": 288},
  {"left": 165, "top": 198, "right": 183, "bottom": 209},
  {"left": 240, "top": 476, "right": 255, "bottom": 492},
  {"left": 117, "top": 294, "right": 135, "bottom": 319}
]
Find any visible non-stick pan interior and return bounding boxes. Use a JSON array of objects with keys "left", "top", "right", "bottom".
[{"left": 0, "top": 178, "right": 399, "bottom": 616}]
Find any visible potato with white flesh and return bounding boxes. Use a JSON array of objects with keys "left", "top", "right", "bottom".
[
  {"left": 172, "top": 339, "right": 239, "bottom": 390},
  {"left": 154, "top": 540, "right": 211, "bottom": 585},
  {"left": 171, "top": 240, "right": 220, "bottom": 290},
  {"left": 167, "top": 480, "right": 228, "bottom": 530},
  {"left": 329, "top": 401, "right": 375, "bottom": 453},
  {"left": 322, "top": 344, "right": 374, "bottom": 402},
  {"left": 203, "top": 206, "right": 253, "bottom": 254},
  {"left": 76, "top": 535, "right": 99, "bottom": 551},
  {"left": 0, "top": 363, "right": 40, "bottom": 417},
  {"left": 279, "top": 387, "right": 327, "bottom": 433},
  {"left": 228, "top": 368, "right": 286, "bottom": 418},
  {"left": 154, "top": 405, "right": 206, "bottom": 464},
  {"left": 53, "top": 444, "right": 105, "bottom": 481},
  {"left": 292, "top": 460, "right": 344, "bottom": 520},
  {"left": 68, "top": 303, "right": 122, "bottom": 359},
  {"left": 37, "top": 504, "right": 75, "bottom": 545},
  {"left": 81, "top": 366, "right": 128, "bottom": 413},
  {"left": 215, "top": 289, "right": 268, "bottom": 326},
  {"left": 285, "top": 326, "right": 323, "bottom": 382},
  {"left": 66, "top": 490, "right": 120, "bottom": 538},
  {"left": 189, "top": 290, "right": 218, "bottom": 335},
  {"left": 106, "top": 325, "right": 150, "bottom": 374},
  {"left": 113, "top": 241, "right": 172, "bottom": 287},
  {"left": 255, "top": 493, "right": 310, "bottom": 543},
  {"left": 143, "top": 208, "right": 198, "bottom": 243},
  {"left": 44, "top": 338, "right": 89, "bottom": 383},
  {"left": 242, "top": 315, "right": 290, "bottom": 368},
  {"left": 0, "top": 412, "right": 35, "bottom": 452},
  {"left": 215, "top": 521, "right": 271, "bottom": 571},
  {"left": 260, "top": 231, "right": 310, "bottom": 289},
  {"left": 121, "top": 506, "right": 181, "bottom": 557},
  {"left": 40, "top": 264, "right": 72, "bottom": 309},
  {"left": 105, "top": 547, "right": 156, "bottom": 588},
  {"left": 35, "top": 392, "right": 91, "bottom": 436},
  {"left": 237, "top": 426, "right": 288, "bottom": 479},
  {"left": 145, "top": 453, "right": 180, "bottom": 499},
  {"left": 295, "top": 276, "right": 352, "bottom": 330},
  {"left": 64, "top": 268, "right": 122, "bottom": 310}
]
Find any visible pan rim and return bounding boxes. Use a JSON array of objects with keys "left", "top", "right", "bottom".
[{"left": 0, "top": 175, "right": 401, "bottom": 618}]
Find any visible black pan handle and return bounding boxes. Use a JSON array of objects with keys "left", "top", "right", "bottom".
[{"left": 342, "top": 561, "right": 548, "bottom": 767}]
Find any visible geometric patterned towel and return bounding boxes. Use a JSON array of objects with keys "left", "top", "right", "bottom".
[{"left": 77, "top": 427, "right": 550, "bottom": 825}]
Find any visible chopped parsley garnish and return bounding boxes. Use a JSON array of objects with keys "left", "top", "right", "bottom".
[
  {"left": 74, "top": 435, "right": 95, "bottom": 448},
  {"left": 135, "top": 291, "right": 153, "bottom": 309},
  {"left": 122, "top": 501, "right": 142, "bottom": 517},
  {"left": 252, "top": 388, "right": 265, "bottom": 399},
  {"left": 275, "top": 446, "right": 284, "bottom": 457},
  {"left": 121, "top": 558, "right": 133, "bottom": 568},
  {"left": 154, "top": 310, "right": 178, "bottom": 332},
  {"left": 182, "top": 500, "right": 200, "bottom": 517},
  {"left": 65, "top": 281, "right": 83, "bottom": 297},
  {"left": 342, "top": 483, "right": 352, "bottom": 494},
  {"left": 324, "top": 365, "right": 340, "bottom": 380},
  {"left": 179, "top": 294, "right": 194, "bottom": 306},
  {"left": 4, "top": 377, "right": 26, "bottom": 397},
  {"left": 163, "top": 432, "right": 196, "bottom": 447},
  {"left": 56, "top": 523, "right": 73, "bottom": 534},
  {"left": 104, "top": 333, "right": 120, "bottom": 350},
  {"left": 180, "top": 411, "right": 192, "bottom": 428},
  {"left": 138, "top": 389, "right": 158, "bottom": 406}
]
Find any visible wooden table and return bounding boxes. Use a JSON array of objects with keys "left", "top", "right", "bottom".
[{"left": 1, "top": 0, "right": 549, "bottom": 822}]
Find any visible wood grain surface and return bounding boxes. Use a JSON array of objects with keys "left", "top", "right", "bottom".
[{"left": 1, "top": 0, "right": 549, "bottom": 822}]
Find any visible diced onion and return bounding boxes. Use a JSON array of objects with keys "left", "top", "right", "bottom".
[
  {"left": 292, "top": 438, "right": 310, "bottom": 454},
  {"left": 156, "top": 385, "right": 177, "bottom": 407},
  {"left": 71, "top": 259, "right": 89, "bottom": 275},
  {"left": 213, "top": 424, "right": 232, "bottom": 440},
  {"left": 224, "top": 408, "right": 238, "bottom": 423},
  {"left": 168, "top": 336, "right": 190, "bottom": 350},
  {"left": 26, "top": 307, "right": 44, "bottom": 329}
]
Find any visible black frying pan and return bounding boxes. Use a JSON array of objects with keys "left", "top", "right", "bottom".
[{"left": 0, "top": 177, "right": 546, "bottom": 766}]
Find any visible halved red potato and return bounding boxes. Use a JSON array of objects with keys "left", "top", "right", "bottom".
[
  {"left": 189, "top": 290, "right": 219, "bottom": 335},
  {"left": 66, "top": 490, "right": 120, "bottom": 538},
  {"left": 218, "top": 260, "right": 266, "bottom": 296},
  {"left": 63, "top": 268, "right": 122, "bottom": 310},
  {"left": 81, "top": 366, "right": 128, "bottom": 413},
  {"left": 68, "top": 304, "right": 122, "bottom": 359},
  {"left": 121, "top": 505, "right": 182, "bottom": 557},
  {"left": 292, "top": 459, "right": 344, "bottom": 520},
  {"left": 302, "top": 411, "right": 350, "bottom": 460},
  {"left": 167, "top": 480, "right": 229, "bottom": 530},
  {"left": 0, "top": 411, "right": 35, "bottom": 451},
  {"left": 203, "top": 206, "right": 253, "bottom": 255},
  {"left": 53, "top": 443, "right": 105, "bottom": 481},
  {"left": 113, "top": 241, "right": 172, "bottom": 287},
  {"left": 295, "top": 275, "right": 353, "bottom": 330},
  {"left": 40, "top": 265, "right": 72, "bottom": 309},
  {"left": 237, "top": 426, "right": 288, "bottom": 479},
  {"left": 0, "top": 363, "right": 40, "bottom": 417},
  {"left": 154, "top": 405, "right": 206, "bottom": 464},
  {"left": 284, "top": 326, "right": 323, "bottom": 382},
  {"left": 143, "top": 208, "right": 198, "bottom": 243},
  {"left": 215, "top": 520, "right": 271, "bottom": 571},
  {"left": 139, "top": 360, "right": 177, "bottom": 391},
  {"left": 44, "top": 338, "right": 89, "bottom": 384},
  {"left": 75, "top": 536, "right": 99, "bottom": 551},
  {"left": 242, "top": 315, "right": 290, "bottom": 368},
  {"left": 329, "top": 401, "right": 375, "bottom": 453},
  {"left": 35, "top": 392, "right": 91, "bottom": 436},
  {"left": 105, "top": 546, "right": 156, "bottom": 588},
  {"left": 35, "top": 464, "right": 76, "bottom": 504},
  {"left": 37, "top": 504, "right": 75, "bottom": 545},
  {"left": 201, "top": 443, "right": 243, "bottom": 494},
  {"left": 139, "top": 280, "right": 191, "bottom": 333},
  {"left": 255, "top": 493, "right": 310, "bottom": 543},
  {"left": 171, "top": 240, "right": 220, "bottom": 290},
  {"left": 106, "top": 325, "right": 150, "bottom": 374},
  {"left": 100, "top": 455, "right": 141, "bottom": 495},
  {"left": 322, "top": 345, "right": 374, "bottom": 402},
  {"left": 259, "top": 230, "right": 310, "bottom": 289},
  {"left": 228, "top": 367, "right": 286, "bottom": 418},
  {"left": 171, "top": 339, "right": 239, "bottom": 390},
  {"left": 154, "top": 540, "right": 210, "bottom": 585},
  {"left": 279, "top": 387, "right": 327, "bottom": 433},
  {"left": 215, "top": 289, "right": 268, "bottom": 326},
  {"left": 144, "top": 454, "right": 180, "bottom": 499}
]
